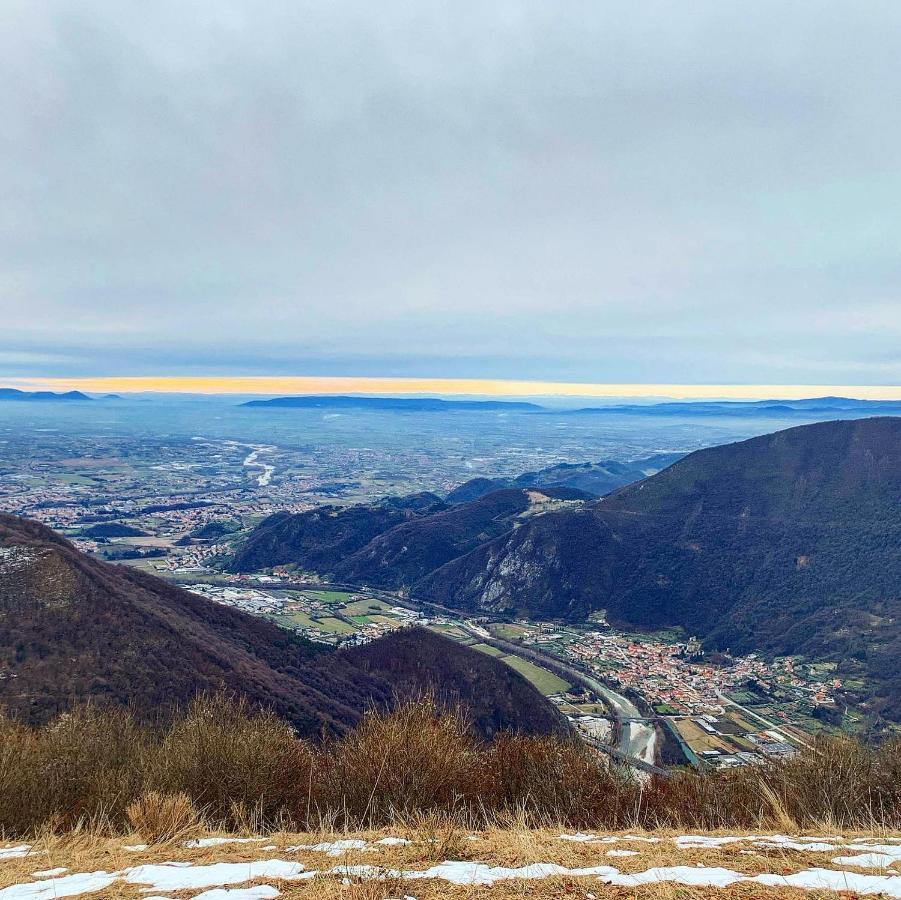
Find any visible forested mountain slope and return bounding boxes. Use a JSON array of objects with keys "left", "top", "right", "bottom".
[
  {"left": 418, "top": 418, "right": 901, "bottom": 718},
  {"left": 0, "top": 515, "right": 565, "bottom": 738}
]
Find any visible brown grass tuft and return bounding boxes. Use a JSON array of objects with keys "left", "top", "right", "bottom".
[{"left": 125, "top": 791, "right": 201, "bottom": 844}]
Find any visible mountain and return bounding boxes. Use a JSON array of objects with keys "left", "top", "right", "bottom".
[
  {"left": 0, "top": 515, "right": 565, "bottom": 738},
  {"left": 229, "top": 494, "right": 445, "bottom": 574},
  {"left": 567, "top": 396, "right": 901, "bottom": 417},
  {"left": 328, "top": 489, "right": 534, "bottom": 587},
  {"left": 230, "top": 487, "right": 583, "bottom": 589},
  {"left": 445, "top": 453, "right": 685, "bottom": 502},
  {"left": 0, "top": 388, "right": 92, "bottom": 402},
  {"left": 418, "top": 418, "right": 901, "bottom": 719},
  {"left": 241, "top": 395, "right": 543, "bottom": 411}
]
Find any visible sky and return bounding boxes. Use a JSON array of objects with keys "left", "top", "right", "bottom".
[{"left": 1, "top": 1, "right": 900, "bottom": 394}]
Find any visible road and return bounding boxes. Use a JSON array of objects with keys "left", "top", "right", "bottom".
[{"left": 461, "top": 625, "right": 663, "bottom": 773}]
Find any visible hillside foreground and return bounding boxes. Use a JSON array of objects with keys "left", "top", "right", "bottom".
[{"left": 2, "top": 826, "right": 901, "bottom": 899}]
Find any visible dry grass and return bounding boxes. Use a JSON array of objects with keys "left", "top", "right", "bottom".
[
  {"left": 124, "top": 791, "right": 200, "bottom": 844},
  {"left": 1, "top": 826, "right": 897, "bottom": 900},
  {"left": 1, "top": 694, "right": 900, "bottom": 839}
]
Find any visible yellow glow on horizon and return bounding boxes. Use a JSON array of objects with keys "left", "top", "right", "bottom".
[{"left": 12, "top": 375, "right": 901, "bottom": 401}]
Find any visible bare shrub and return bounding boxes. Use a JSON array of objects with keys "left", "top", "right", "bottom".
[
  {"left": 482, "top": 733, "right": 640, "bottom": 828},
  {"left": 318, "top": 698, "right": 480, "bottom": 826},
  {"left": 0, "top": 706, "right": 153, "bottom": 835},
  {"left": 1, "top": 696, "right": 899, "bottom": 838},
  {"left": 152, "top": 693, "right": 315, "bottom": 829}
]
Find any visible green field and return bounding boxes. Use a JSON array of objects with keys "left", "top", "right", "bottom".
[
  {"left": 313, "top": 616, "right": 357, "bottom": 634},
  {"left": 343, "top": 598, "right": 393, "bottom": 616},
  {"left": 491, "top": 623, "right": 530, "bottom": 640},
  {"left": 470, "top": 642, "right": 504, "bottom": 657},
  {"left": 279, "top": 611, "right": 319, "bottom": 629},
  {"left": 304, "top": 590, "right": 354, "bottom": 604},
  {"left": 427, "top": 623, "right": 469, "bottom": 639},
  {"left": 499, "top": 655, "right": 571, "bottom": 695}
]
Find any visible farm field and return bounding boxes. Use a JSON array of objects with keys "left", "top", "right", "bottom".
[{"left": 497, "top": 654, "right": 571, "bottom": 696}]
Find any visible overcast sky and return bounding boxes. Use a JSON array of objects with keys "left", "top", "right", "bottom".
[{"left": 1, "top": 1, "right": 900, "bottom": 387}]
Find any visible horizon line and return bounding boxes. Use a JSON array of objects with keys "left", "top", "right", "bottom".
[{"left": 8, "top": 376, "right": 901, "bottom": 401}]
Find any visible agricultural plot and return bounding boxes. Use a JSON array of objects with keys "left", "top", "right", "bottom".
[{"left": 498, "top": 655, "right": 571, "bottom": 696}]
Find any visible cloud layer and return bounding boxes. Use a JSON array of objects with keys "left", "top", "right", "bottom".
[{"left": 1, "top": 1, "right": 899, "bottom": 383}]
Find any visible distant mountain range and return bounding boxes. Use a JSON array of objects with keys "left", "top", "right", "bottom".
[
  {"left": 233, "top": 417, "right": 901, "bottom": 722},
  {"left": 0, "top": 514, "right": 564, "bottom": 738},
  {"left": 445, "top": 454, "right": 685, "bottom": 502},
  {"left": 0, "top": 388, "right": 92, "bottom": 402},
  {"left": 242, "top": 395, "right": 543, "bottom": 411},
  {"left": 238, "top": 394, "right": 901, "bottom": 418},
  {"left": 566, "top": 396, "right": 901, "bottom": 417}
]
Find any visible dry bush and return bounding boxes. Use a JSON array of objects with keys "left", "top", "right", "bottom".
[
  {"left": 640, "top": 768, "right": 764, "bottom": 830},
  {"left": 0, "top": 706, "right": 154, "bottom": 835},
  {"left": 125, "top": 791, "right": 200, "bottom": 843},
  {"left": 318, "top": 698, "right": 481, "bottom": 826},
  {"left": 480, "top": 733, "right": 638, "bottom": 828},
  {"left": 757, "top": 734, "right": 901, "bottom": 829},
  {"left": 152, "top": 693, "right": 315, "bottom": 829},
  {"left": 2, "top": 695, "right": 900, "bottom": 838},
  {"left": 641, "top": 735, "right": 901, "bottom": 831}
]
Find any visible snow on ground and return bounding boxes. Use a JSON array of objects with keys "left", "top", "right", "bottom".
[
  {"left": 188, "top": 889, "right": 281, "bottom": 900},
  {"left": 2, "top": 834, "right": 901, "bottom": 898},
  {"left": 124, "top": 860, "right": 315, "bottom": 892},
  {"left": 185, "top": 838, "right": 269, "bottom": 849},
  {"left": 832, "top": 844, "right": 901, "bottom": 869},
  {"left": 285, "top": 840, "right": 368, "bottom": 856}
]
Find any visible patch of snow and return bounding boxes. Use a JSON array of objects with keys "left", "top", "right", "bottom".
[
  {"left": 755, "top": 867, "right": 901, "bottom": 896},
  {"left": 606, "top": 849, "right": 639, "bottom": 857},
  {"left": 189, "top": 889, "right": 281, "bottom": 900},
  {"left": 674, "top": 835, "right": 744, "bottom": 848},
  {"left": 838, "top": 844, "right": 901, "bottom": 856},
  {"left": 185, "top": 838, "right": 268, "bottom": 849},
  {"left": 31, "top": 868, "right": 67, "bottom": 878},
  {"left": 753, "top": 835, "right": 838, "bottom": 852},
  {"left": 332, "top": 861, "right": 619, "bottom": 886},
  {"left": 833, "top": 851, "right": 901, "bottom": 869},
  {"left": 0, "top": 846, "right": 30, "bottom": 860},
  {"left": 375, "top": 837, "right": 411, "bottom": 846},
  {"left": 600, "top": 835, "right": 661, "bottom": 844},
  {"left": 287, "top": 840, "right": 367, "bottom": 856},
  {"left": 603, "top": 865, "right": 747, "bottom": 888},
  {"left": 122, "top": 844, "right": 148, "bottom": 851},
  {"left": 0, "top": 870, "right": 118, "bottom": 899},
  {"left": 559, "top": 833, "right": 598, "bottom": 842},
  {"left": 124, "top": 860, "right": 314, "bottom": 892}
]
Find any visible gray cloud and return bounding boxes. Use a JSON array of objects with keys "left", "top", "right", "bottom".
[{"left": 1, "top": 0, "right": 899, "bottom": 383}]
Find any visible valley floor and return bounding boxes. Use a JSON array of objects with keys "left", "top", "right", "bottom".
[{"left": 2, "top": 828, "right": 901, "bottom": 899}]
